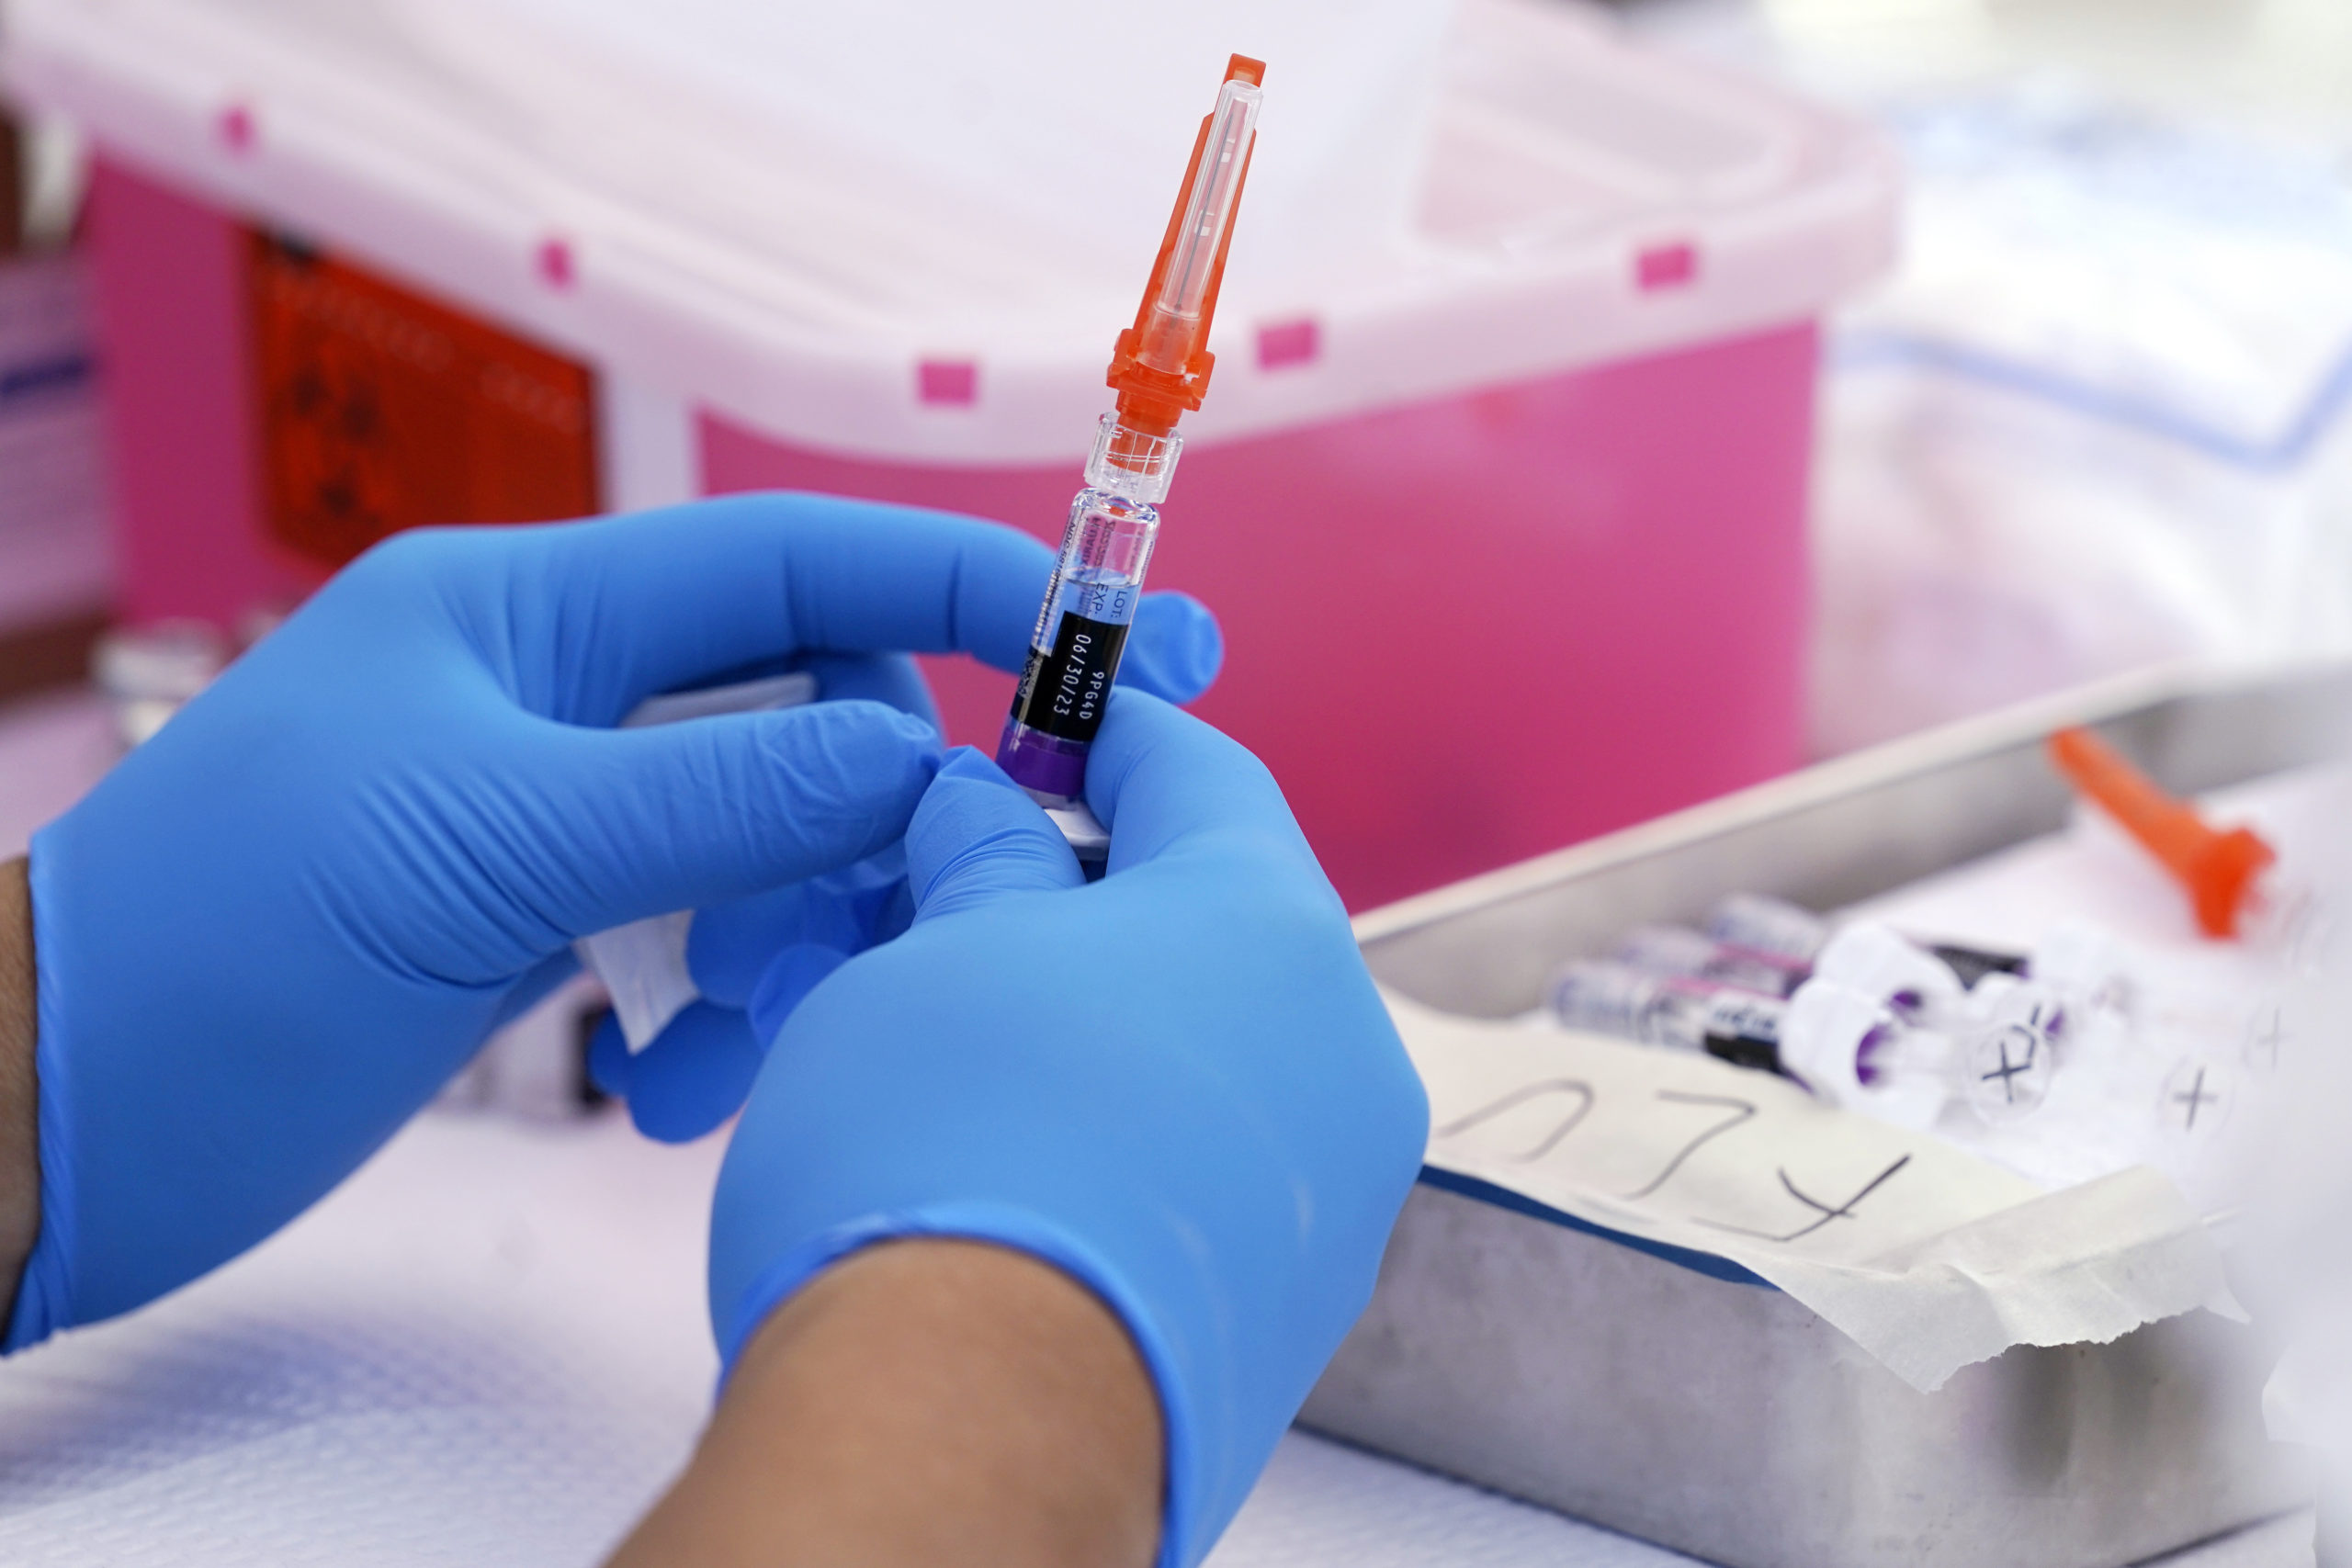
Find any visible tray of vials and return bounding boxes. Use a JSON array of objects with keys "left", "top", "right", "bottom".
[{"left": 1301, "top": 661, "right": 2352, "bottom": 1568}]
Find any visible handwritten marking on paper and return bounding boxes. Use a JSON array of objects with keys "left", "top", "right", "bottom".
[
  {"left": 1420, "top": 1028, "right": 1928, "bottom": 1249},
  {"left": 2172, "top": 1066, "right": 2221, "bottom": 1130},
  {"left": 1618, "top": 1091, "right": 1758, "bottom": 1201},
  {"left": 1693, "top": 1155, "right": 1915, "bottom": 1246},
  {"left": 1435, "top": 1079, "right": 1596, "bottom": 1163}
]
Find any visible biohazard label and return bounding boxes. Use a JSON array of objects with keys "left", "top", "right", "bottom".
[
  {"left": 1009, "top": 611, "right": 1129, "bottom": 743},
  {"left": 246, "top": 231, "right": 599, "bottom": 567}
]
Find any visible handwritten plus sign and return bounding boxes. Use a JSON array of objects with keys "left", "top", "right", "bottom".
[
  {"left": 2246, "top": 1011, "right": 2284, "bottom": 1071},
  {"left": 2173, "top": 1066, "right": 2222, "bottom": 1130},
  {"left": 1978, "top": 1030, "right": 2039, "bottom": 1104}
]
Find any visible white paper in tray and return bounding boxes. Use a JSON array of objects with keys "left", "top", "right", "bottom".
[{"left": 1391, "top": 994, "right": 2242, "bottom": 1395}]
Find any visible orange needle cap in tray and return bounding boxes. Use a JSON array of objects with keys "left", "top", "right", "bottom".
[{"left": 2048, "top": 726, "right": 2277, "bottom": 940}]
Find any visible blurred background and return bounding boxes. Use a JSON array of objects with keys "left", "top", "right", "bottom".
[
  {"left": 1, "top": 0, "right": 2348, "bottom": 909},
  {"left": 1613, "top": 0, "right": 2352, "bottom": 755}
]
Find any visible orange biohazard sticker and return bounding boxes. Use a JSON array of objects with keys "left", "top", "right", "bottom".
[{"left": 246, "top": 231, "right": 600, "bottom": 567}]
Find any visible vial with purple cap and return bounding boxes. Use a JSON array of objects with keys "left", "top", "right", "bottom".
[{"left": 1549, "top": 962, "right": 1951, "bottom": 1129}]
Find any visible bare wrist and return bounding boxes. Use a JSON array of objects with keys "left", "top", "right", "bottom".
[
  {"left": 0, "top": 858, "right": 40, "bottom": 1329},
  {"left": 608, "top": 1237, "right": 1162, "bottom": 1568}
]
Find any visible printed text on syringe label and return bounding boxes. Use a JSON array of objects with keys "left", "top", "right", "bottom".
[
  {"left": 1012, "top": 609, "right": 1131, "bottom": 743},
  {"left": 1641, "top": 980, "right": 1785, "bottom": 1074},
  {"left": 1697, "top": 994, "right": 1783, "bottom": 1074}
]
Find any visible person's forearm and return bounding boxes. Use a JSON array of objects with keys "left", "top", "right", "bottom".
[
  {"left": 0, "top": 859, "right": 40, "bottom": 1327},
  {"left": 607, "top": 1237, "right": 1162, "bottom": 1568}
]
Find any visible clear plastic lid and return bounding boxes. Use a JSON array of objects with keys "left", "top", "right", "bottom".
[{"left": 6, "top": 0, "right": 1896, "bottom": 463}]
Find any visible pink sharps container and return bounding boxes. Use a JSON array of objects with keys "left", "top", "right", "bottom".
[{"left": 6, "top": 0, "right": 1895, "bottom": 909}]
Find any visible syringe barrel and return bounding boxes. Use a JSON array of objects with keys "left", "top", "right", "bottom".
[
  {"left": 995, "top": 421, "right": 1171, "bottom": 803},
  {"left": 1551, "top": 960, "right": 1786, "bottom": 1070}
]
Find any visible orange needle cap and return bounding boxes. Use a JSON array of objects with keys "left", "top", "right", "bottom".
[
  {"left": 1104, "top": 55, "right": 1265, "bottom": 438},
  {"left": 2048, "top": 727, "right": 2277, "bottom": 939}
]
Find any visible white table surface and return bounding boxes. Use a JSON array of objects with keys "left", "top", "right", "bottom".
[{"left": 0, "top": 688, "right": 2315, "bottom": 1564}]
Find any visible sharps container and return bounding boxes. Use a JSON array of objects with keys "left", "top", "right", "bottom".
[{"left": 1, "top": 0, "right": 1895, "bottom": 908}]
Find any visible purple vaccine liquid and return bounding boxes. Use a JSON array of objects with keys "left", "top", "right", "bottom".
[{"left": 998, "top": 418, "right": 1174, "bottom": 805}]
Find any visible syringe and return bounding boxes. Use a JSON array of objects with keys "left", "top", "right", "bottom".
[
  {"left": 1550, "top": 960, "right": 1796, "bottom": 1075},
  {"left": 995, "top": 57, "right": 1265, "bottom": 853}
]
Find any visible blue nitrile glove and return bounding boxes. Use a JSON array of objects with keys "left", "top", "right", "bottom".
[
  {"left": 9, "top": 491, "right": 1212, "bottom": 1348},
  {"left": 590, "top": 604, "right": 1224, "bottom": 1143},
  {"left": 707, "top": 695, "right": 1430, "bottom": 1568}
]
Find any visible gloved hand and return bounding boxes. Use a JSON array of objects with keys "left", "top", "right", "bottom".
[
  {"left": 707, "top": 694, "right": 1430, "bottom": 1568},
  {"left": 11, "top": 492, "right": 1215, "bottom": 1348},
  {"left": 587, "top": 604, "right": 1222, "bottom": 1144}
]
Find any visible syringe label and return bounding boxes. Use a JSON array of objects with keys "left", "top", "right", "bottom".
[
  {"left": 1010, "top": 611, "right": 1129, "bottom": 742},
  {"left": 1700, "top": 994, "right": 1786, "bottom": 1076}
]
